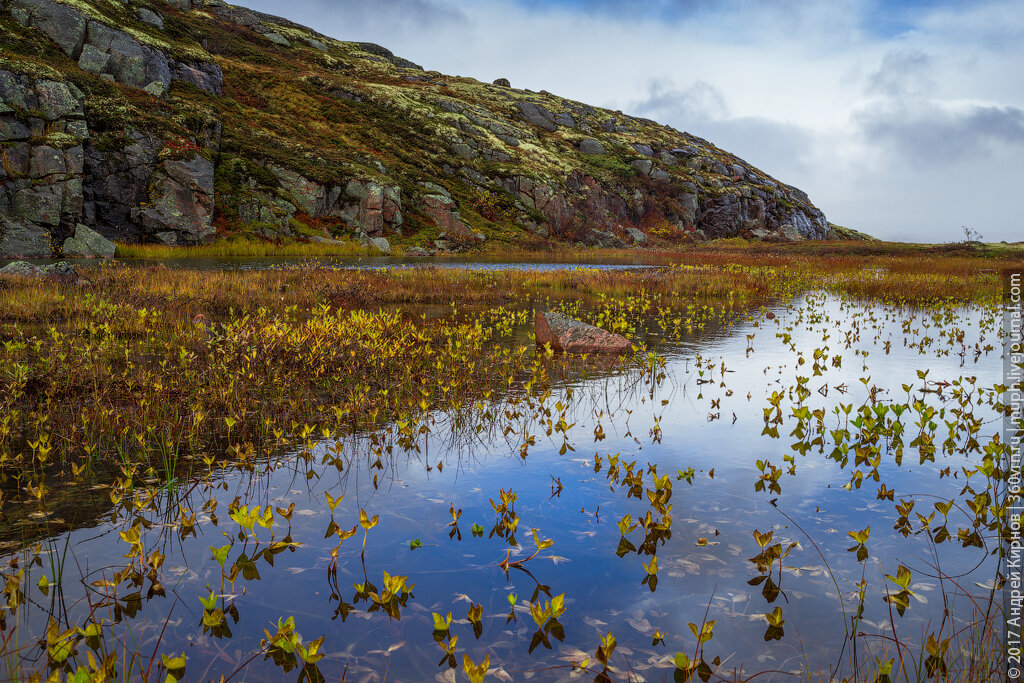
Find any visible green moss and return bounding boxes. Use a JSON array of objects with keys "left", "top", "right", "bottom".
[
  {"left": 29, "top": 131, "right": 81, "bottom": 148},
  {"left": 829, "top": 223, "right": 878, "bottom": 242}
]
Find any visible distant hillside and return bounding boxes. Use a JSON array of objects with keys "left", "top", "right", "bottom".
[{"left": 0, "top": 0, "right": 849, "bottom": 257}]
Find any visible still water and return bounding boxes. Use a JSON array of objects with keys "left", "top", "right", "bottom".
[{"left": 1, "top": 292, "right": 1006, "bottom": 681}]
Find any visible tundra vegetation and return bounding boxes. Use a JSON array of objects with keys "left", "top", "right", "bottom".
[{"left": 0, "top": 244, "right": 1021, "bottom": 682}]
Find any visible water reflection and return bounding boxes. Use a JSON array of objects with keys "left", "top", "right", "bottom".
[{"left": 0, "top": 293, "right": 1006, "bottom": 681}]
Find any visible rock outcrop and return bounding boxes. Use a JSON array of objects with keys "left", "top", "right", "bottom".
[
  {"left": 0, "top": 0, "right": 846, "bottom": 258},
  {"left": 535, "top": 311, "right": 632, "bottom": 355},
  {"left": 1, "top": 71, "right": 85, "bottom": 257}
]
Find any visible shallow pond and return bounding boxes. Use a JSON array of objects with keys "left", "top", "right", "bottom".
[{"left": 0, "top": 291, "right": 1009, "bottom": 682}]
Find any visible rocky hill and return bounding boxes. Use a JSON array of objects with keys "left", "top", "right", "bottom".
[{"left": 0, "top": 0, "right": 841, "bottom": 257}]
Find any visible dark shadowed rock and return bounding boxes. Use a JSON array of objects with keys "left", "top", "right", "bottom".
[
  {"left": 535, "top": 311, "right": 631, "bottom": 354},
  {"left": 169, "top": 59, "right": 223, "bottom": 95},
  {"left": 516, "top": 102, "right": 557, "bottom": 131},
  {"left": 584, "top": 228, "right": 625, "bottom": 248},
  {"left": 1, "top": 216, "right": 51, "bottom": 257},
  {"left": 133, "top": 155, "right": 215, "bottom": 243},
  {"left": 493, "top": 78, "right": 510, "bottom": 87}
]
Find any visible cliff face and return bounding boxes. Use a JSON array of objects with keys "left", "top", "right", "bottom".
[{"left": 0, "top": 0, "right": 837, "bottom": 257}]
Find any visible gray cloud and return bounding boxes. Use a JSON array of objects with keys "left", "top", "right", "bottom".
[
  {"left": 857, "top": 103, "right": 1024, "bottom": 164},
  {"left": 867, "top": 49, "right": 934, "bottom": 98},
  {"left": 626, "top": 80, "right": 813, "bottom": 175}
]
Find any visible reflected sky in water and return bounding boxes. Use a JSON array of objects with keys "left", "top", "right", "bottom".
[{"left": 2, "top": 293, "right": 1005, "bottom": 681}]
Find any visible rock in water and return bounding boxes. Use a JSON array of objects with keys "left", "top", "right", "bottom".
[{"left": 534, "top": 310, "right": 631, "bottom": 354}]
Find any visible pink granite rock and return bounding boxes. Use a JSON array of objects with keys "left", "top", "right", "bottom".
[{"left": 535, "top": 310, "right": 631, "bottom": 354}]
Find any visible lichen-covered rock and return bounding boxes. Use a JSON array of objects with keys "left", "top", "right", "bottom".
[
  {"left": 0, "top": 260, "right": 82, "bottom": 281},
  {"left": 80, "top": 23, "right": 171, "bottom": 96},
  {"left": 626, "top": 227, "right": 648, "bottom": 245},
  {"left": 0, "top": 217, "right": 51, "bottom": 257},
  {"left": 133, "top": 156, "right": 215, "bottom": 243},
  {"left": 10, "top": 0, "right": 87, "bottom": 57},
  {"left": 62, "top": 223, "right": 115, "bottom": 258},
  {"left": 535, "top": 311, "right": 631, "bottom": 354},
  {"left": 421, "top": 193, "right": 469, "bottom": 237}
]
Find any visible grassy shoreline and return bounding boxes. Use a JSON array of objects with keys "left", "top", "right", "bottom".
[{"left": 104, "top": 236, "right": 1024, "bottom": 263}]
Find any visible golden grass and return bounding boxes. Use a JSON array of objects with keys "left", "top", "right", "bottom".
[{"left": 114, "top": 237, "right": 385, "bottom": 259}]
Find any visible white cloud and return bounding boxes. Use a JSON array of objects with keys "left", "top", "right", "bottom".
[{"left": 238, "top": 0, "right": 1024, "bottom": 241}]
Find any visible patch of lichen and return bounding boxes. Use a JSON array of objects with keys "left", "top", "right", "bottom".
[{"left": 0, "top": 14, "right": 76, "bottom": 80}]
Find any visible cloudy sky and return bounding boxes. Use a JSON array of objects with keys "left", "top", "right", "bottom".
[{"left": 238, "top": 0, "right": 1023, "bottom": 242}]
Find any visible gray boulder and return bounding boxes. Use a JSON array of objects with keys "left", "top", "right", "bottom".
[
  {"left": 79, "top": 23, "right": 172, "bottom": 96},
  {"left": 10, "top": 0, "right": 88, "bottom": 58},
  {"left": 625, "top": 227, "right": 648, "bottom": 245},
  {"left": 0, "top": 260, "right": 81, "bottom": 280},
  {"left": 137, "top": 8, "right": 163, "bottom": 28},
  {"left": 629, "top": 159, "right": 653, "bottom": 175},
  {"left": 369, "top": 237, "right": 392, "bottom": 255},
  {"left": 493, "top": 78, "right": 511, "bottom": 87},
  {"left": 585, "top": 228, "right": 625, "bottom": 248},
  {"left": 264, "top": 33, "right": 291, "bottom": 47},
  {"left": 62, "top": 224, "right": 116, "bottom": 258},
  {"left": 516, "top": 102, "right": 557, "bottom": 131},
  {"left": 356, "top": 232, "right": 392, "bottom": 255},
  {"left": 579, "top": 138, "right": 606, "bottom": 155}
]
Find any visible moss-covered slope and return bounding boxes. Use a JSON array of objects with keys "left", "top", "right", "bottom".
[{"left": 0, "top": 0, "right": 851, "bottom": 257}]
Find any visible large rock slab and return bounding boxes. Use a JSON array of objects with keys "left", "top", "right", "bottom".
[
  {"left": 535, "top": 311, "right": 631, "bottom": 354},
  {"left": 0, "top": 217, "right": 51, "bottom": 257},
  {"left": 516, "top": 102, "right": 557, "bottom": 131},
  {"left": 62, "top": 223, "right": 115, "bottom": 258}
]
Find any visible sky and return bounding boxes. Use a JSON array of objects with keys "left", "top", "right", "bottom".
[{"left": 238, "top": 0, "right": 1024, "bottom": 242}]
